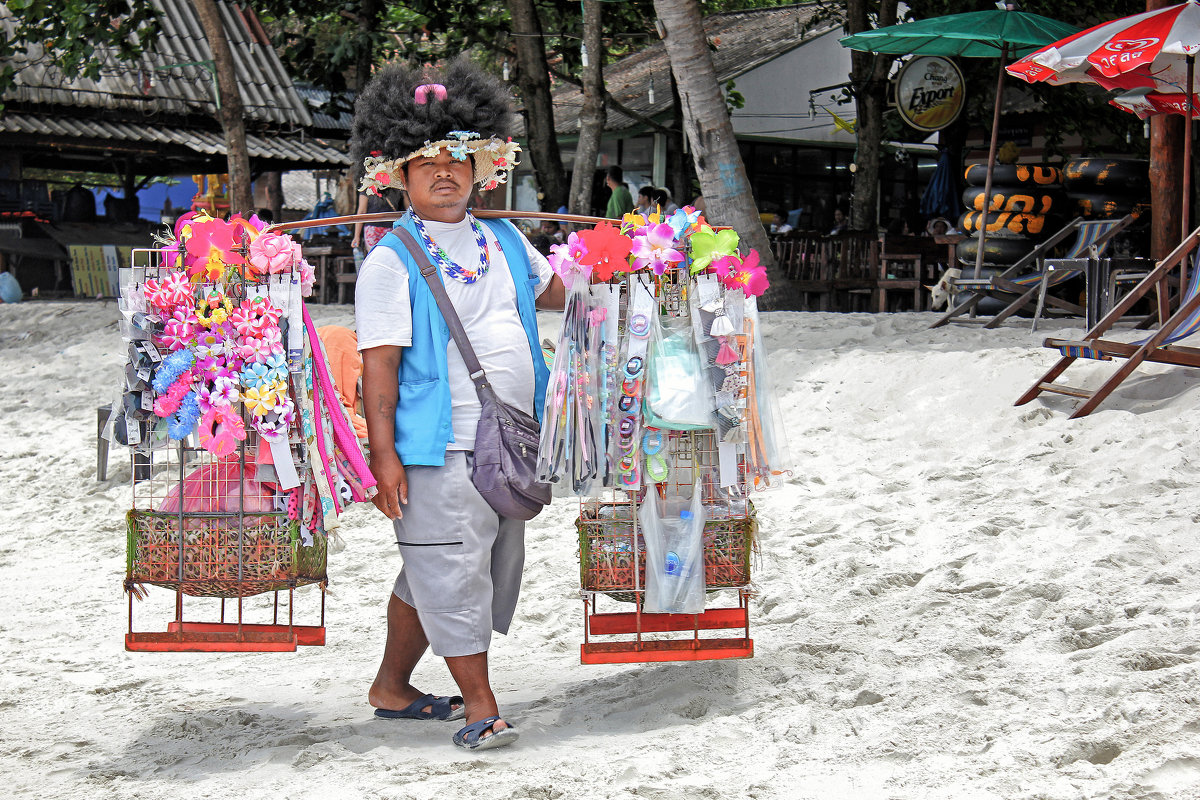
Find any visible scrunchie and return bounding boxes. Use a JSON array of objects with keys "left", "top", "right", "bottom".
[
  {"left": 195, "top": 293, "right": 233, "bottom": 328},
  {"left": 166, "top": 391, "right": 200, "bottom": 440},
  {"left": 151, "top": 348, "right": 195, "bottom": 393},
  {"left": 153, "top": 369, "right": 195, "bottom": 417}
]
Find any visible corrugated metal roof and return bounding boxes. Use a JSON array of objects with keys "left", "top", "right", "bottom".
[
  {"left": 517, "top": 4, "right": 837, "bottom": 137},
  {"left": 293, "top": 84, "right": 354, "bottom": 137},
  {"left": 0, "top": 112, "right": 350, "bottom": 166},
  {"left": 1, "top": 0, "right": 311, "bottom": 129}
]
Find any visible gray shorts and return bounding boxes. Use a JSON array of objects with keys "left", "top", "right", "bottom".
[{"left": 392, "top": 450, "right": 525, "bottom": 657}]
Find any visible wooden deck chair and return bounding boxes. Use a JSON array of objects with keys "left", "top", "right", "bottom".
[
  {"left": 931, "top": 215, "right": 1135, "bottom": 329},
  {"left": 1029, "top": 215, "right": 1142, "bottom": 331},
  {"left": 1015, "top": 226, "right": 1200, "bottom": 419}
]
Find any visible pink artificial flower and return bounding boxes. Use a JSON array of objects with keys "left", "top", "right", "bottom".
[
  {"left": 209, "top": 375, "right": 240, "bottom": 407},
  {"left": 159, "top": 318, "right": 194, "bottom": 351},
  {"left": 183, "top": 218, "right": 244, "bottom": 282},
  {"left": 247, "top": 232, "right": 297, "bottom": 277},
  {"left": 713, "top": 250, "right": 770, "bottom": 297},
  {"left": 629, "top": 222, "right": 684, "bottom": 275},
  {"left": 548, "top": 232, "right": 590, "bottom": 288},
  {"left": 299, "top": 260, "right": 315, "bottom": 297}
]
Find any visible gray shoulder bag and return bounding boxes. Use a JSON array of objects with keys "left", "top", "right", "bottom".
[{"left": 392, "top": 226, "right": 551, "bottom": 520}]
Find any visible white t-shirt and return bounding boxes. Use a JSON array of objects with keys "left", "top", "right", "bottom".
[{"left": 355, "top": 217, "right": 553, "bottom": 451}]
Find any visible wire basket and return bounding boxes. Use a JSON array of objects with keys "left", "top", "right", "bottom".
[
  {"left": 577, "top": 502, "right": 754, "bottom": 602},
  {"left": 127, "top": 510, "right": 326, "bottom": 597}
]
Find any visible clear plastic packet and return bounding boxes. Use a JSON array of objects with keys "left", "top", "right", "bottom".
[
  {"left": 644, "top": 312, "right": 714, "bottom": 430},
  {"left": 639, "top": 485, "right": 706, "bottom": 614},
  {"left": 536, "top": 282, "right": 606, "bottom": 494},
  {"left": 743, "top": 295, "right": 793, "bottom": 488}
]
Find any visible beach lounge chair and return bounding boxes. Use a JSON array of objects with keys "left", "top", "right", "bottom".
[
  {"left": 1015, "top": 227, "right": 1200, "bottom": 419},
  {"left": 931, "top": 215, "right": 1136, "bottom": 329}
]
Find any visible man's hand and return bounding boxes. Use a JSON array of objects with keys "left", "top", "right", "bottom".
[{"left": 370, "top": 451, "right": 408, "bottom": 519}]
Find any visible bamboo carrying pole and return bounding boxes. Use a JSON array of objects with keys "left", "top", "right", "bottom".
[{"left": 268, "top": 209, "right": 616, "bottom": 234}]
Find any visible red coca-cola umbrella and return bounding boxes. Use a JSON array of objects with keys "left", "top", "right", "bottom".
[{"left": 1008, "top": 0, "right": 1200, "bottom": 240}]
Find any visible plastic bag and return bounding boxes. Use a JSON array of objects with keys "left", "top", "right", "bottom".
[
  {"left": 639, "top": 486, "right": 706, "bottom": 614},
  {"left": 644, "top": 314, "right": 714, "bottom": 430}
]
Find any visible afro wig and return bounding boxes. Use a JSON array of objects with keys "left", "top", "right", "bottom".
[{"left": 350, "top": 58, "right": 518, "bottom": 191}]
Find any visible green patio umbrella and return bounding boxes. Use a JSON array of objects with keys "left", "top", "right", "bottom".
[{"left": 842, "top": 7, "right": 1080, "bottom": 279}]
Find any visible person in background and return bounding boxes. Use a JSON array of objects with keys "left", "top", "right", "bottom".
[
  {"left": 352, "top": 188, "right": 406, "bottom": 257},
  {"left": 770, "top": 211, "right": 793, "bottom": 235},
  {"left": 256, "top": 208, "right": 275, "bottom": 226},
  {"left": 604, "top": 166, "right": 634, "bottom": 219},
  {"left": 540, "top": 219, "right": 564, "bottom": 244},
  {"left": 635, "top": 186, "right": 655, "bottom": 218},
  {"left": 926, "top": 217, "right": 956, "bottom": 236},
  {"left": 829, "top": 206, "right": 849, "bottom": 235},
  {"left": 531, "top": 219, "right": 564, "bottom": 257},
  {"left": 652, "top": 188, "right": 679, "bottom": 216}
]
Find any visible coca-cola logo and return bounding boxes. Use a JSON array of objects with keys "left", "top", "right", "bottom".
[{"left": 1103, "top": 37, "right": 1160, "bottom": 53}]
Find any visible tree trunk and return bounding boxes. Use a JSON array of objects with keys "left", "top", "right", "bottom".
[
  {"left": 507, "top": 0, "right": 568, "bottom": 211},
  {"left": 1149, "top": 0, "right": 1184, "bottom": 257},
  {"left": 193, "top": 0, "right": 252, "bottom": 215},
  {"left": 355, "top": 0, "right": 384, "bottom": 91},
  {"left": 263, "top": 170, "right": 283, "bottom": 221},
  {"left": 651, "top": 0, "right": 790, "bottom": 308},
  {"left": 669, "top": 74, "right": 692, "bottom": 207},
  {"left": 568, "top": 0, "right": 605, "bottom": 217},
  {"left": 846, "top": 0, "right": 897, "bottom": 233}
]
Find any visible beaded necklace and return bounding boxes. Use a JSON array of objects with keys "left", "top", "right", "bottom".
[{"left": 411, "top": 211, "right": 490, "bottom": 285}]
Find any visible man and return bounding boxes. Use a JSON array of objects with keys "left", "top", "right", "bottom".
[
  {"left": 350, "top": 59, "right": 565, "bottom": 752},
  {"left": 635, "top": 185, "right": 655, "bottom": 218},
  {"left": 604, "top": 165, "right": 634, "bottom": 219}
]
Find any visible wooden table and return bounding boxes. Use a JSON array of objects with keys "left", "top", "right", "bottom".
[{"left": 301, "top": 243, "right": 352, "bottom": 304}]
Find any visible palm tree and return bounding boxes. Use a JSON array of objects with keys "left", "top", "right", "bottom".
[
  {"left": 650, "top": 0, "right": 791, "bottom": 308},
  {"left": 193, "top": 0, "right": 253, "bottom": 214}
]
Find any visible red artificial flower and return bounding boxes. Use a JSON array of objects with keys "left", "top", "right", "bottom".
[{"left": 577, "top": 222, "right": 633, "bottom": 282}]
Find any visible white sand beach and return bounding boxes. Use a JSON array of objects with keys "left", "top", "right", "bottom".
[{"left": 1, "top": 301, "right": 1199, "bottom": 800}]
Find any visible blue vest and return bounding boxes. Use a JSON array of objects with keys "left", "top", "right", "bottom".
[{"left": 375, "top": 213, "right": 549, "bottom": 466}]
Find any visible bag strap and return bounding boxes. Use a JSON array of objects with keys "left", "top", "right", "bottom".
[{"left": 391, "top": 225, "right": 492, "bottom": 398}]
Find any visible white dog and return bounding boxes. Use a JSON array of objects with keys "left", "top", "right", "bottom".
[{"left": 926, "top": 266, "right": 961, "bottom": 310}]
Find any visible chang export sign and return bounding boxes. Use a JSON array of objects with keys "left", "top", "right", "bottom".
[{"left": 895, "top": 56, "right": 965, "bottom": 132}]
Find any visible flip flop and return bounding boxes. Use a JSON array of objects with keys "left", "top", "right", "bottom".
[
  {"left": 452, "top": 716, "right": 519, "bottom": 751},
  {"left": 374, "top": 694, "right": 465, "bottom": 721}
]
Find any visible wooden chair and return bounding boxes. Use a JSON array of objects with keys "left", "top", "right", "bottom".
[
  {"left": 876, "top": 251, "right": 926, "bottom": 312},
  {"left": 1015, "top": 226, "right": 1200, "bottom": 419},
  {"left": 829, "top": 232, "right": 879, "bottom": 312},
  {"left": 932, "top": 215, "right": 1136, "bottom": 330},
  {"left": 334, "top": 256, "right": 357, "bottom": 304}
]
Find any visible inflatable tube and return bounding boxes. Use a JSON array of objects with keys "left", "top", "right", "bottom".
[
  {"left": 1063, "top": 158, "right": 1150, "bottom": 194},
  {"left": 958, "top": 210, "right": 1060, "bottom": 239},
  {"left": 964, "top": 163, "right": 1063, "bottom": 188},
  {"left": 962, "top": 186, "right": 1067, "bottom": 215},
  {"left": 1068, "top": 193, "right": 1139, "bottom": 219},
  {"left": 956, "top": 236, "right": 1034, "bottom": 267}
]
